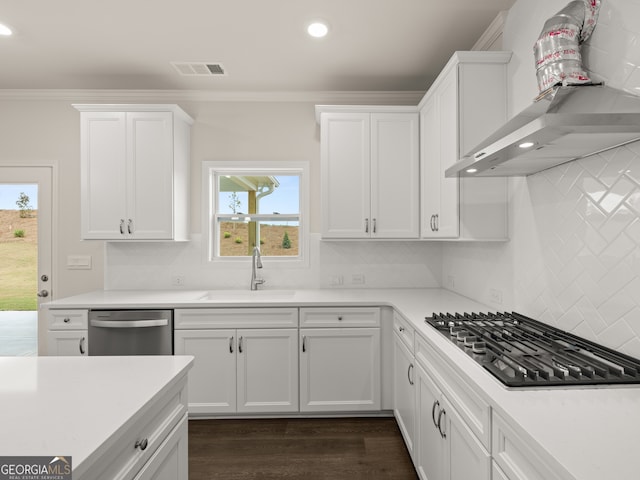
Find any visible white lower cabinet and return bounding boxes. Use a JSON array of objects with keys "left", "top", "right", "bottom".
[
  {"left": 48, "top": 331, "right": 89, "bottom": 356},
  {"left": 46, "top": 309, "right": 89, "bottom": 356},
  {"left": 492, "top": 412, "right": 565, "bottom": 480},
  {"left": 90, "top": 375, "right": 189, "bottom": 480},
  {"left": 300, "top": 327, "right": 381, "bottom": 412},
  {"left": 133, "top": 415, "right": 188, "bottom": 480},
  {"left": 415, "top": 363, "right": 490, "bottom": 480},
  {"left": 174, "top": 308, "right": 299, "bottom": 415},
  {"left": 299, "top": 307, "right": 381, "bottom": 412},
  {"left": 393, "top": 329, "right": 416, "bottom": 460}
]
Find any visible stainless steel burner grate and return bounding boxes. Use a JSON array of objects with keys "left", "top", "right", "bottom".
[{"left": 425, "top": 312, "right": 640, "bottom": 387}]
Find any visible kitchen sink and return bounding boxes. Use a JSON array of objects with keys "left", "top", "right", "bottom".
[{"left": 197, "top": 290, "right": 297, "bottom": 301}]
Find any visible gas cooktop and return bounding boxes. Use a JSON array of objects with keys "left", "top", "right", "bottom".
[{"left": 425, "top": 311, "right": 640, "bottom": 388}]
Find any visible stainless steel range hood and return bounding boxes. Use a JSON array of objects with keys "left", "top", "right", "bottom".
[{"left": 446, "top": 84, "right": 640, "bottom": 177}]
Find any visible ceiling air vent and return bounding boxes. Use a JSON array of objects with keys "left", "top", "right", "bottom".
[{"left": 171, "top": 62, "right": 227, "bottom": 76}]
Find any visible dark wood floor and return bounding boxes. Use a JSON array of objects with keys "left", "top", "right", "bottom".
[{"left": 188, "top": 417, "right": 418, "bottom": 480}]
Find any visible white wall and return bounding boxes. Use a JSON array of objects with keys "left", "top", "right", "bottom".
[
  {"left": 0, "top": 96, "right": 442, "bottom": 296},
  {"left": 443, "top": 0, "right": 640, "bottom": 358}
]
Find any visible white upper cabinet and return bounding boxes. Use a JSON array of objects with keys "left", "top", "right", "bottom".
[
  {"left": 318, "top": 107, "right": 420, "bottom": 239},
  {"left": 74, "top": 104, "right": 193, "bottom": 241},
  {"left": 419, "top": 51, "right": 511, "bottom": 240}
]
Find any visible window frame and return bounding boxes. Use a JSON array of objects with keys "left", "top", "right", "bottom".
[{"left": 202, "top": 160, "right": 309, "bottom": 266}]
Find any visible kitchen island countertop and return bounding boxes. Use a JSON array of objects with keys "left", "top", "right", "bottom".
[
  {"left": 43, "top": 288, "right": 640, "bottom": 480},
  {"left": 0, "top": 355, "right": 193, "bottom": 478}
]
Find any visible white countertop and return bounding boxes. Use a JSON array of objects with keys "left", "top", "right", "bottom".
[
  {"left": 44, "top": 288, "right": 640, "bottom": 480},
  {"left": 0, "top": 355, "right": 193, "bottom": 477}
]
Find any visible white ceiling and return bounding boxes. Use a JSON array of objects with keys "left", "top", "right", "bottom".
[{"left": 0, "top": 0, "right": 515, "bottom": 94}]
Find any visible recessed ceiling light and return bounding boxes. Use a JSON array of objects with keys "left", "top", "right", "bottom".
[
  {"left": 519, "top": 141, "right": 535, "bottom": 149},
  {"left": 0, "top": 23, "right": 12, "bottom": 36},
  {"left": 307, "top": 21, "right": 329, "bottom": 38}
]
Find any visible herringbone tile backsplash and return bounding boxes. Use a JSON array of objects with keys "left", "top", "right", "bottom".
[{"left": 518, "top": 144, "right": 640, "bottom": 356}]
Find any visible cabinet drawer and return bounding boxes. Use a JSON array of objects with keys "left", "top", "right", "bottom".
[
  {"left": 92, "top": 377, "right": 188, "bottom": 480},
  {"left": 393, "top": 311, "right": 414, "bottom": 351},
  {"left": 175, "top": 308, "right": 299, "bottom": 329},
  {"left": 300, "top": 307, "right": 380, "bottom": 327},
  {"left": 47, "top": 309, "right": 88, "bottom": 329},
  {"left": 415, "top": 333, "right": 491, "bottom": 449},
  {"left": 492, "top": 412, "right": 566, "bottom": 480}
]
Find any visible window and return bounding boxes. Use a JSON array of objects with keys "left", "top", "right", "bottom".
[{"left": 203, "top": 161, "right": 308, "bottom": 264}]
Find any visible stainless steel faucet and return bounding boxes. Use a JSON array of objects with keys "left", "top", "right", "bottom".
[{"left": 250, "top": 247, "right": 264, "bottom": 290}]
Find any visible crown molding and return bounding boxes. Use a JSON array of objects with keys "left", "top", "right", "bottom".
[{"left": 0, "top": 89, "right": 424, "bottom": 105}]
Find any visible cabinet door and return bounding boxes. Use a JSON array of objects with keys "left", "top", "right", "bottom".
[
  {"left": 436, "top": 69, "right": 461, "bottom": 238},
  {"left": 174, "top": 330, "right": 236, "bottom": 414},
  {"left": 127, "top": 112, "right": 174, "bottom": 239},
  {"left": 300, "top": 328, "right": 380, "bottom": 412},
  {"left": 393, "top": 333, "right": 416, "bottom": 460},
  {"left": 47, "top": 331, "right": 88, "bottom": 356},
  {"left": 442, "top": 397, "right": 491, "bottom": 480},
  {"left": 321, "top": 113, "right": 371, "bottom": 238},
  {"left": 370, "top": 113, "right": 419, "bottom": 238},
  {"left": 80, "top": 112, "right": 128, "bottom": 239},
  {"left": 415, "top": 364, "right": 445, "bottom": 480},
  {"left": 236, "top": 329, "right": 299, "bottom": 413},
  {"left": 133, "top": 415, "right": 188, "bottom": 480},
  {"left": 420, "top": 95, "right": 442, "bottom": 238}
]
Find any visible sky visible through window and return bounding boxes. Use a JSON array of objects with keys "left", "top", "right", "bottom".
[
  {"left": 0, "top": 184, "right": 38, "bottom": 209},
  {"left": 218, "top": 175, "right": 299, "bottom": 224}
]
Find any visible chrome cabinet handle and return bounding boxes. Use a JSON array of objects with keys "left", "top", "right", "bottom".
[
  {"left": 239, "top": 336, "right": 243, "bottom": 353},
  {"left": 120, "top": 219, "right": 125, "bottom": 234},
  {"left": 337, "top": 316, "right": 343, "bottom": 321},
  {"left": 229, "top": 336, "right": 234, "bottom": 354},
  {"left": 302, "top": 335, "right": 306, "bottom": 353},
  {"left": 365, "top": 218, "right": 369, "bottom": 233},
  {"left": 127, "top": 219, "right": 133, "bottom": 234},
  {"left": 63, "top": 317, "right": 70, "bottom": 323},
  {"left": 434, "top": 214, "right": 439, "bottom": 232},
  {"left": 373, "top": 218, "right": 377, "bottom": 233},
  {"left": 431, "top": 400, "right": 440, "bottom": 429},
  {"left": 407, "top": 363, "right": 414, "bottom": 386},
  {"left": 135, "top": 438, "right": 148, "bottom": 451},
  {"left": 79, "top": 337, "right": 86, "bottom": 355},
  {"left": 398, "top": 326, "right": 405, "bottom": 332},
  {"left": 37, "top": 289, "right": 49, "bottom": 298},
  {"left": 437, "top": 408, "right": 447, "bottom": 439}
]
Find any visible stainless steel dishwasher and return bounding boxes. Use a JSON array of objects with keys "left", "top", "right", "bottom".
[{"left": 88, "top": 310, "right": 173, "bottom": 355}]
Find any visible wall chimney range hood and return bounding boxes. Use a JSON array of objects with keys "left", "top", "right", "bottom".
[{"left": 446, "top": 84, "right": 640, "bottom": 177}]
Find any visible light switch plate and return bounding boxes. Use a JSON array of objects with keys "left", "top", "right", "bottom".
[{"left": 67, "top": 255, "right": 92, "bottom": 270}]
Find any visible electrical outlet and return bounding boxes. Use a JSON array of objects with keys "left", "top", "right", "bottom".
[
  {"left": 172, "top": 275, "right": 186, "bottom": 286},
  {"left": 351, "top": 273, "right": 365, "bottom": 285},
  {"left": 489, "top": 288, "right": 503, "bottom": 305},
  {"left": 447, "top": 275, "right": 455, "bottom": 289},
  {"left": 329, "top": 275, "right": 344, "bottom": 286}
]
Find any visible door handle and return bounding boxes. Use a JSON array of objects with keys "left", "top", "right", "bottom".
[
  {"left": 239, "top": 336, "right": 243, "bottom": 353},
  {"left": 79, "top": 336, "right": 86, "bottom": 355},
  {"left": 431, "top": 400, "right": 440, "bottom": 429},
  {"left": 120, "top": 219, "right": 125, "bottom": 234},
  {"left": 127, "top": 219, "right": 133, "bottom": 234},
  {"left": 37, "top": 289, "right": 49, "bottom": 298},
  {"left": 90, "top": 319, "right": 169, "bottom": 328},
  {"left": 365, "top": 218, "right": 369, "bottom": 233},
  {"left": 437, "top": 408, "right": 447, "bottom": 439},
  {"left": 407, "top": 363, "right": 414, "bottom": 385},
  {"left": 302, "top": 335, "right": 306, "bottom": 353},
  {"left": 229, "top": 336, "right": 234, "bottom": 354}
]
